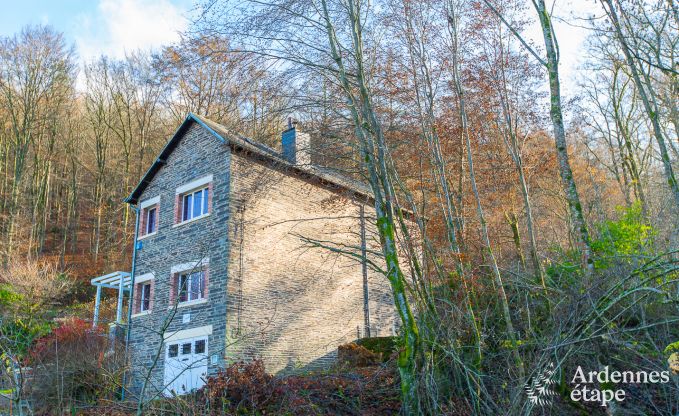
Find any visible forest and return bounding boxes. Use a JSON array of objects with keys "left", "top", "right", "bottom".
[{"left": 0, "top": 0, "right": 677, "bottom": 414}]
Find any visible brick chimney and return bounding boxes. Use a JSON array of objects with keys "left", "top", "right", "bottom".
[{"left": 282, "top": 117, "right": 311, "bottom": 166}]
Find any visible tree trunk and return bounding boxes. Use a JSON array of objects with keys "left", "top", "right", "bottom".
[
  {"left": 320, "top": 1, "right": 420, "bottom": 411},
  {"left": 518, "top": 165, "right": 545, "bottom": 287},
  {"left": 505, "top": 211, "right": 526, "bottom": 269},
  {"left": 534, "top": 0, "right": 594, "bottom": 273}
]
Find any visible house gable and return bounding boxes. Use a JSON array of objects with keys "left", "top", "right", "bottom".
[{"left": 126, "top": 114, "right": 226, "bottom": 205}]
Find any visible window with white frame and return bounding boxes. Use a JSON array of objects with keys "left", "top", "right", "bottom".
[
  {"left": 169, "top": 260, "right": 209, "bottom": 307},
  {"left": 174, "top": 175, "right": 213, "bottom": 225},
  {"left": 182, "top": 187, "right": 209, "bottom": 222},
  {"left": 178, "top": 270, "right": 205, "bottom": 303},
  {"left": 145, "top": 206, "right": 157, "bottom": 234}
]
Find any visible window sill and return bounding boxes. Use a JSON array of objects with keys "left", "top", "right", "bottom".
[
  {"left": 137, "top": 231, "right": 157, "bottom": 241},
  {"left": 132, "top": 310, "right": 151, "bottom": 318},
  {"left": 171, "top": 298, "right": 208, "bottom": 309},
  {"left": 172, "top": 213, "right": 210, "bottom": 228}
]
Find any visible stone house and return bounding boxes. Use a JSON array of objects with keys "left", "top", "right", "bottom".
[{"left": 123, "top": 113, "right": 397, "bottom": 396}]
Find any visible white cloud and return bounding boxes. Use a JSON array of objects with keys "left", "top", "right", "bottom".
[{"left": 75, "top": 0, "right": 187, "bottom": 61}]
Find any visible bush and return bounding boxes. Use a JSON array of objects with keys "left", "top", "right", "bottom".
[
  {"left": 0, "top": 260, "right": 78, "bottom": 356},
  {"left": 26, "top": 318, "right": 125, "bottom": 414},
  {"left": 201, "top": 359, "right": 274, "bottom": 410},
  {"left": 591, "top": 202, "right": 654, "bottom": 268},
  {"left": 175, "top": 359, "right": 403, "bottom": 415},
  {"left": 338, "top": 342, "right": 382, "bottom": 367},
  {"left": 0, "top": 260, "right": 75, "bottom": 303},
  {"left": 356, "top": 336, "right": 397, "bottom": 362}
]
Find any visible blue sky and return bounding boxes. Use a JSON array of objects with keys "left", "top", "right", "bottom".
[{"left": 0, "top": 0, "right": 193, "bottom": 61}]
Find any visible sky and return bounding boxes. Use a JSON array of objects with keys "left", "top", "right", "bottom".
[
  {"left": 0, "top": 0, "right": 599, "bottom": 96},
  {"left": 0, "top": 0, "right": 193, "bottom": 60}
]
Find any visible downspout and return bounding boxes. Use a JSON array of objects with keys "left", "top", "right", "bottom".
[
  {"left": 360, "top": 204, "right": 371, "bottom": 338},
  {"left": 121, "top": 204, "right": 140, "bottom": 401}
]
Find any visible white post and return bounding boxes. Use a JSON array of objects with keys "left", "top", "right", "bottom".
[
  {"left": 93, "top": 285, "right": 102, "bottom": 327},
  {"left": 116, "top": 274, "right": 125, "bottom": 324}
]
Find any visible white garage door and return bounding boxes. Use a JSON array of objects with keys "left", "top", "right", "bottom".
[{"left": 163, "top": 336, "right": 208, "bottom": 396}]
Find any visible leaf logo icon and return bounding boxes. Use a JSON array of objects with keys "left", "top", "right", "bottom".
[{"left": 524, "top": 362, "right": 557, "bottom": 406}]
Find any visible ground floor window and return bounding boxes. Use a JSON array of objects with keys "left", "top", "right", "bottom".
[{"left": 140, "top": 282, "right": 151, "bottom": 312}]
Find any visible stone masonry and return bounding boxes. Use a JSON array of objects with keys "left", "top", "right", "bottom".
[
  {"left": 226, "top": 152, "right": 396, "bottom": 372},
  {"left": 127, "top": 121, "right": 231, "bottom": 396}
]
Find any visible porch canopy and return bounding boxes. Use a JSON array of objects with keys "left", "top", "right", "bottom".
[{"left": 91, "top": 271, "right": 132, "bottom": 327}]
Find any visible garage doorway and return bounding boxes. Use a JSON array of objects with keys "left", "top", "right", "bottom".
[{"left": 163, "top": 336, "right": 208, "bottom": 396}]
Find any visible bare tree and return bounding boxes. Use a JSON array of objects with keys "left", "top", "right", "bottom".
[
  {"left": 481, "top": 0, "right": 596, "bottom": 273},
  {"left": 390, "top": 0, "right": 482, "bottom": 371},
  {"left": 444, "top": 0, "right": 525, "bottom": 385},
  {"left": 578, "top": 35, "right": 650, "bottom": 214},
  {"left": 0, "top": 26, "right": 75, "bottom": 259},
  {"left": 598, "top": 0, "right": 679, "bottom": 209},
  {"left": 476, "top": 2, "right": 547, "bottom": 288},
  {"left": 156, "top": 36, "right": 290, "bottom": 147}
]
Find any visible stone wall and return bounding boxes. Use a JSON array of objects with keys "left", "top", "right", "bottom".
[
  {"left": 225, "top": 152, "right": 396, "bottom": 373},
  {"left": 127, "top": 121, "right": 231, "bottom": 396}
]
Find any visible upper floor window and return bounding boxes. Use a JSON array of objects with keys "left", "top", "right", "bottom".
[
  {"left": 174, "top": 175, "right": 213, "bottom": 225},
  {"left": 139, "top": 196, "right": 160, "bottom": 237},
  {"left": 146, "top": 207, "right": 157, "bottom": 234},
  {"left": 182, "top": 187, "right": 209, "bottom": 222}
]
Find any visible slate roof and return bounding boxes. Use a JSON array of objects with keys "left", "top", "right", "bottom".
[{"left": 125, "top": 113, "right": 372, "bottom": 205}]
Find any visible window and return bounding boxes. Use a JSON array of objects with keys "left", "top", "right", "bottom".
[
  {"left": 174, "top": 175, "right": 213, "bottom": 225},
  {"left": 182, "top": 187, "right": 209, "bottom": 222},
  {"left": 132, "top": 273, "right": 154, "bottom": 316},
  {"left": 140, "top": 283, "right": 151, "bottom": 312},
  {"left": 169, "top": 261, "right": 209, "bottom": 307},
  {"left": 178, "top": 271, "right": 205, "bottom": 303},
  {"left": 181, "top": 343, "right": 192, "bottom": 355},
  {"left": 195, "top": 339, "right": 206, "bottom": 354},
  {"left": 139, "top": 196, "right": 160, "bottom": 237},
  {"left": 145, "top": 206, "right": 157, "bottom": 235},
  {"left": 168, "top": 344, "right": 178, "bottom": 358}
]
